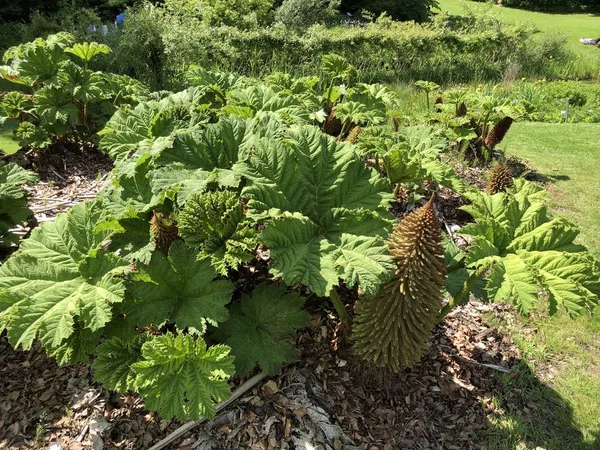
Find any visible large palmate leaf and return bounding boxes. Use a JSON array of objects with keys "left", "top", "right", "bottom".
[
  {"left": 383, "top": 125, "right": 465, "bottom": 194},
  {"left": 0, "top": 162, "right": 38, "bottom": 247},
  {"left": 125, "top": 241, "right": 234, "bottom": 334},
  {"left": 0, "top": 202, "right": 127, "bottom": 352},
  {"left": 65, "top": 42, "right": 111, "bottom": 63},
  {"left": 221, "top": 283, "right": 310, "bottom": 376},
  {"left": 456, "top": 179, "right": 600, "bottom": 317},
  {"left": 235, "top": 125, "right": 395, "bottom": 296},
  {"left": 92, "top": 334, "right": 149, "bottom": 392},
  {"left": 2, "top": 32, "right": 74, "bottom": 86},
  {"left": 98, "top": 101, "right": 170, "bottom": 162},
  {"left": 149, "top": 117, "right": 250, "bottom": 204},
  {"left": 132, "top": 333, "right": 234, "bottom": 420},
  {"left": 99, "top": 89, "right": 210, "bottom": 163}
]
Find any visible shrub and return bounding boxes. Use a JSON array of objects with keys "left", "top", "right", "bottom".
[
  {"left": 275, "top": 0, "right": 341, "bottom": 30},
  {"left": 163, "top": 0, "right": 275, "bottom": 28},
  {"left": 341, "top": 0, "right": 438, "bottom": 22},
  {"left": 0, "top": 33, "right": 147, "bottom": 151}
]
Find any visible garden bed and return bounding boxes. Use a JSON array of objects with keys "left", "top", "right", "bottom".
[{"left": 1, "top": 300, "right": 522, "bottom": 450}]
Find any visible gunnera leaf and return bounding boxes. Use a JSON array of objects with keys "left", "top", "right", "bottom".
[
  {"left": 0, "top": 201, "right": 127, "bottom": 354},
  {"left": 178, "top": 190, "right": 256, "bottom": 275},
  {"left": 125, "top": 241, "right": 234, "bottom": 335},
  {"left": 234, "top": 125, "right": 395, "bottom": 297},
  {"left": 132, "top": 332, "right": 235, "bottom": 420},
  {"left": 0, "top": 162, "right": 38, "bottom": 249},
  {"left": 486, "top": 163, "right": 513, "bottom": 194},
  {"left": 353, "top": 197, "right": 446, "bottom": 371},
  {"left": 220, "top": 283, "right": 310, "bottom": 376}
]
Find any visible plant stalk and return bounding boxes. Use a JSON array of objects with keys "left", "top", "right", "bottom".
[{"left": 330, "top": 288, "right": 351, "bottom": 324}]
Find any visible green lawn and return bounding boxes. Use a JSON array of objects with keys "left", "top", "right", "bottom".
[
  {"left": 437, "top": 0, "right": 600, "bottom": 76},
  {"left": 502, "top": 122, "right": 600, "bottom": 257},
  {"left": 485, "top": 122, "right": 600, "bottom": 449},
  {"left": 0, "top": 119, "right": 21, "bottom": 155}
]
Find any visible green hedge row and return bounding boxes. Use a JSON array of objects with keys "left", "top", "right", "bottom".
[{"left": 101, "top": 5, "right": 568, "bottom": 89}]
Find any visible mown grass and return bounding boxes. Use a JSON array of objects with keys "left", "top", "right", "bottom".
[
  {"left": 482, "top": 122, "right": 600, "bottom": 449},
  {"left": 0, "top": 119, "right": 20, "bottom": 155},
  {"left": 502, "top": 122, "right": 600, "bottom": 257},
  {"left": 437, "top": 0, "right": 600, "bottom": 79}
]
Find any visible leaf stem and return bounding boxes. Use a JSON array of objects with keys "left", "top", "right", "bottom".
[{"left": 330, "top": 288, "right": 351, "bottom": 324}]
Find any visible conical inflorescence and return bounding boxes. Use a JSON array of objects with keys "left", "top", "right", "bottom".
[
  {"left": 485, "top": 116, "right": 514, "bottom": 149},
  {"left": 486, "top": 162, "right": 514, "bottom": 194},
  {"left": 346, "top": 126, "right": 362, "bottom": 144},
  {"left": 150, "top": 211, "right": 179, "bottom": 255},
  {"left": 353, "top": 197, "right": 446, "bottom": 371}
]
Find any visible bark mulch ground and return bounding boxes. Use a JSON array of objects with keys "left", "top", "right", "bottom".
[{"left": 0, "top": 302, "right": 522, "bottom": 450}]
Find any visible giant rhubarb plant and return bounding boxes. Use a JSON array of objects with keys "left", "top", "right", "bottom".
[{"left": 445, "top": 180, "right": 600, "bottom": 317}]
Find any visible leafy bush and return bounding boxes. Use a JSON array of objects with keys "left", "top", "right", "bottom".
[
  {"left": 164, "top": 0, "right": 275, "bottom": 29},
  {"left": 104, "top": 3, "right": 560, "bottom": 89},
  {"left": 341, "top": 0, "right": 438, "bottom": 22},
  {"left": 0, "top": 33, "right": 147, "bottom": 151},
  {"left": 2, "top": 58, "right": 599, "bottom": 421},
  {"left": 275, "top": 0, "right": 340, "bottom": 30},
  {"left": 501, "top": 80, "right": 600, "bottom": 123}
]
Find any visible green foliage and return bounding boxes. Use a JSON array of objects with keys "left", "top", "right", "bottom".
[
  {"left": 221, "top": 283, "right": 310, "bottom": 375},
  {"left": 65, "top": 42, "right": 111, "bottom": 64},
  {"left": 499, "top": 81, "right": 600, "bottom": 124},
  {"left": 95, "top": 332, "right": 235, "bottom": 420},
  {"left": 341, "top": 0, "right": 438, "bottom": 22},
  {"left": 0, "top": 33, "right": 146, "bottom": 150},
  {"left": 4, "top": 58, "right": 599, "bottom": 424},
  {"left": 275, "top": 0, "right": 341, "bottom": 30},
  {"left": 125, "top": 241, "right": 234, "bottom": 334},
  {"left": 109, "top": 4, "right": 550, "bottom": 89},
  {"left": 236, "top": 125, "right": 395, "bottom": 297},
  {"left": 133, "top": 333, "right": 234, "bottom": 420},
  {"left": 382, "top": 125, "right": 466, "bottom": 196},
  {"left": 178, "top": 190, "right": 257, "bottom": 275},
  {"left": 0, "top": 162, "right": 38, "bottom": 250},
  {"left": 0, "top": 202, "right": 127, "bottom": 353},
  {"left": 448, "top": 180, "right": 600, "bottom": 317},
  {"left": 164, "top": 0, "right": 275, "bottom": 29}
]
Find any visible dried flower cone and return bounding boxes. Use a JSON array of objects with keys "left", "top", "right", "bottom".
[
  {"left": 353, "top": 197, "right": 446, "bottom": 371},
  {"left": 456, "top": 102, "right": 467, "bottom": 117},
  {"left": 345, "top": 126, "right": 362, "bottom": 144},
  {"left": 487, "top": 163, "right": 514, "bottom": 194},
  {"left": 485, "top": 116, "right": 514, "bottom": 149},
  {"left": 324, "top": 105, "right": 343, "bottom": 136},
  {"left": 150, "top": 211, "right": 179, "bottom": 255}
]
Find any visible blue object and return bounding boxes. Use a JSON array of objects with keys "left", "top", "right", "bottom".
[{"left": 115, "top": 12, "right": 126, "bottom": 26}]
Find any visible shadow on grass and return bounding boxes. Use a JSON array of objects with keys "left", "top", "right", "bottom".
[{"left": 486, "top": 360, "right": 598, "bottom": 450}]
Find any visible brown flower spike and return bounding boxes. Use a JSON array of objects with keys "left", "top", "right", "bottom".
[
  {"left": 353, "top": 196, "right": 446, "bottom": 371},
  {"left": 485, "top": 116, "right": 514, "bottom": 149},
  {"left": 150, "top": 211, "right": 179, "bottom": 255},
  {"left": 486, "top": 163, "right": 514, "bottom": 194}
]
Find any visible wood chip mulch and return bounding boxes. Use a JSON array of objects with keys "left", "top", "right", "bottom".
[
  {"left": 0, "top": 301, "right": 523, "bottom": 450},
  {"left": 8, "top": 143, "right": 113, "bottom": 226}
]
